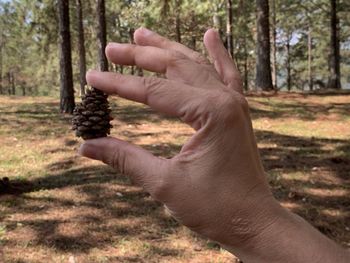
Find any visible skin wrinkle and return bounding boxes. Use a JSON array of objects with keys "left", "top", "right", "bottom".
[{"left": 111, "top": 144, "right": 126, "bottom": 174}]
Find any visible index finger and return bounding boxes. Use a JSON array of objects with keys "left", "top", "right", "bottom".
[{"left": 134, "top": 27, "right": 210, "bottom": 65}]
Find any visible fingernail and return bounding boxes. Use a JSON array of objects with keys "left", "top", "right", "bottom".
[
  {"left": 140, "top": 27, "right": 154, "bottom": 36},
  {"left": 107, "top": 42, "right": 122, "bottom": 49},
  {"left": 86, "top": 69, "right": 98, "bottom": 81},
  {"left": 212, "top": 29, "right": 220, "bottom": 38},
  {"left": 87, "top": 69, "right": 97, "bottom": 75}
]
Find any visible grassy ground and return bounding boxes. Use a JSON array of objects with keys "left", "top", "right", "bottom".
[{"left": 0, "top": 93, "right": 349, "bottom": 262}]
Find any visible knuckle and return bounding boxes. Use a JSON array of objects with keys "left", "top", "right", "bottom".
[
  {"left": 167, "top": 49, "right": 187, "bottom": 64},
  {"left": 150, "top": 177, "right": 168, "bottom": 201},
  {"left": 192, "top": 52, "right": 208, "bottom": 64},
  {"left": 150, "top": 158, "right": 183, "bottom": 201},
  {"left": 143, "top": 77, "right": 165, "bottom": 101},
  {"left": 111, "top": 147, "right": 128, "bottom": 174},
  {"left": 212, "top": 91, "right": 249, "bottom": 121}
]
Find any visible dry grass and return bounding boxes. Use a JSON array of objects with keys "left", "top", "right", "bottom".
[{"left": 0, "top": 93, "right": 349, "bottom": 262}]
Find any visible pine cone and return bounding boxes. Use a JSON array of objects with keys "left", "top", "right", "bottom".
[{"left": 72, "top": 88, "right": 113, "bottom": 140}]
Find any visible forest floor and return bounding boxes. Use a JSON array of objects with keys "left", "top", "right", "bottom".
[{"left": 0, "top": 93, "right": 349, "bottom": 263}]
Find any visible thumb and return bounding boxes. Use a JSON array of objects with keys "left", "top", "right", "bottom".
[
  {"left": 204, "top": 29, "right": 243, "bottom": 94},
  {"left": 79, "top": 137, "right": 168, "bottom": 195}
]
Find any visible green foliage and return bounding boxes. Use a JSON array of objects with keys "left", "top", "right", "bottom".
[{"left": 0, "top": 0, "right": 349, "bottom": 95}]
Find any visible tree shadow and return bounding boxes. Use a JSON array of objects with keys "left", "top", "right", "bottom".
[
  {"left": 256, "top": 130, "right": 350, "bottom": 180},
  {"left": 249, "top": 97, "right": 350, "bottom": 121},
  {"left": 0, "top": 144, "right": 184, "bottom": 255},
  {"left": 111, "top": 103, "right": 178, "bottom": 124},
  {"left": 255, "top": 129, "right": 350, "bottom": 246},
  {"left": 1, "top": 96, "right": 350, "bottom": 258}
]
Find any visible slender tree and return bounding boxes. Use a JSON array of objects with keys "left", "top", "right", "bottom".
[
  {"left": 255, "top": 0, "right": 273, "bottom": 91},
  {"left": 327, "top": 0, "right": 341, "bottom": 89},
  {"left": 97, "top": 0, "right": 108, "bottom": 72},
  {"left": 7, "top": 72, "right": 11, "bottom": 95},
  {"left": 128, "top": 27, "right": 135, "bottom": 75},
  {"left": 285, "top": 31, "right": 292, "bottom": 91},
  {"left": 58, "top": 0, "right": 75, "bottom": 113},
  {"left": 76, "top": 0, "right": 87, "bottom": 95},
  {"left": 270, "top": 0, "right": 277, "bottom": 90},
  {"left": 175, "top": 0, "right": 182, "bottom": 43},
  {"left": 0, "top": 42, "right": 3, "bottom": 95},
  {"left": 226, "top": 0, "right": 234, "bottom": 58},
  {"left": 308, "top": 24, "right": 313, "bottom": 91}
]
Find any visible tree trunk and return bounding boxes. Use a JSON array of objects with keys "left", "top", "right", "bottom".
[
  {"left": 97, "top": 0, "right": 108, "bottom": 72},
  {"left": 255, "top": 0, "right": 273, "bottom": 91},
  {"left": 128, "top": 28, "right": 135, "bottom": 75},
  {"left": 226, "top": 0, "right": 234, "bottom": 58},
  {"left": 286, "top": 32, "right": 292, "bottom": 91},
  {"left": 308, "top": 24, "right": 313, "bottom": 91},
  {"left": 175, "top": 0, "right": 182, "bottom": 43},
  {"left": 10, "top": 72, "right": 15, "bottom": 95},
  {"left": 190, "top": 11, "right": 196, "bottom": 50},
  {"left": 243, "top": 36, "right": 249, "bottom": 91},
  {"left": 327, "top": 0, "right": 341, "bottom": 89},
  {"left": 0, "top": 43, "right": 3, "bottom": 95},
  {"left": 21, "top": 85, "right": 26, "bottom": 96},
  {"left": 270, "top": 0, "right": 277, "bottom": 90},
  {"left": 76, "top": 0, "right": 87, "bottom": 95},
  {"left": 7, "top": 72, "right": 11, "bottom": 95},
  {"left": 137, "top": 68, "right": 144, "bottom": 77},
  {"left": 58, "top": 0, "right": 75, "bottom": 114},
  {"left": 213, "top": 14, "right": 224, "bottom": 41}
]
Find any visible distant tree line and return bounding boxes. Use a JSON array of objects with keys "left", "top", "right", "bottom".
[{"left": 0, "top": 0, "right": 349, "bottom": 112}]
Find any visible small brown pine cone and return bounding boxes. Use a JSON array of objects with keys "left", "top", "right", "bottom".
[{"left": 72, "top": 87, "right": 113, "bottom": 140}]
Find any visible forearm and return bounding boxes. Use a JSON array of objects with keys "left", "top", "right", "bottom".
[{"left": 223, "top": 201, "right": 350, "bottom": 263}]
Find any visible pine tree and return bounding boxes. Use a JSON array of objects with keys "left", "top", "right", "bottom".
[
  {"left": 58, "top": 0, "right": 75, "bottom": 113},
  {"left": 76, "top": 0, "right": 87, "bottom": 95},
  {"left": 255, "top": 0, "right": 273, "bottom": 91},
  {"left": 327, "top": 0, "right": 341, "bottom": 89},
  {"left": 226, "top": 0, "right": 233, "bottom": 58}
]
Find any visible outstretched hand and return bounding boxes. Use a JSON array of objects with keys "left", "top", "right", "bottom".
[
  {"left": 80, "top": 28, "right": 277, "bottom": 251},
  {"left": 78, "top": 28, "right": 350, "bottom": 262}
]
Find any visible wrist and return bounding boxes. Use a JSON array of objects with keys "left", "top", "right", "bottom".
[{"left": 222, "top": 200, "right": 350, "bottom": 263}]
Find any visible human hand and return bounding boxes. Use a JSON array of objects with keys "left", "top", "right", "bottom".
[
  {"left": 80, "top": 28, "right": 278, "bottom": 253},
  {"left": 79, "top": 28, "right": 350, "bottom": 262}
]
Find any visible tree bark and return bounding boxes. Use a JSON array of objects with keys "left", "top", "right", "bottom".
[
  {"left": 10, "top": 72, "right": 15, "bottom": 95},
  {"left": 226, "top": 0, "right": 234, "bottom": 58},
  {"left": 0, "top": 43, "right": 3, "bottom": 95},
  {"left": 308, "top": 24, "right": 313, "bottom": 91},
  {"left": 97, "top": 0, "right": 108, "bottom": 72},
  {"left": 175, "top": 0, "right": 182, "bottom": 43},
  {"left": 243, "top": 36, "right": 249, "bottom": 91},
  {"left": 58, "top": 0, "right": 75, "bottom": 114},
  {"left": 255, "top": 0, "right": 273, "bottom": 91},
  {"left": 327, "top": 0, "right": 341, "bottom": 89},
  {"left": 285, "top": 32, "right": 292, "bottom": 91},
  {"left": 76, "top": 0, "right": 87, "bottom": 95},
  {"left": 270, "top": 0, "right": 277, "bottom": 90},
  {"left": 213, "top": 14, "right": 224, "bottom": 41},
  {"left": 190, "top": 11, "right": 196, "bottom": 50},
  {"left": 128, "top": 28, "right": 135, "bottom": 75},
  {"left": 7, "top": 72, "right": 11, "bottom": 95}
]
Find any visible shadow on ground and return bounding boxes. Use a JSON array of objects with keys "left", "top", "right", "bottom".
[
  {"left": 1, "top": 95, "right": 349, "bottom": 260},
  {"left": 249, "top": 96, "right": 350, "bottom": 121}
]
